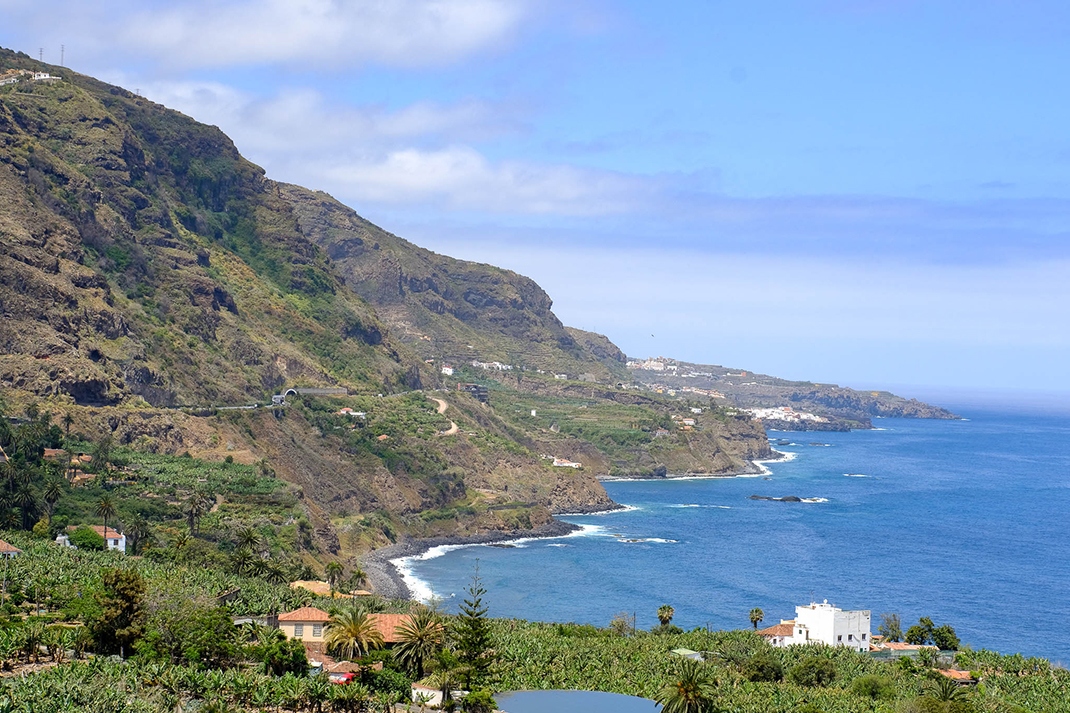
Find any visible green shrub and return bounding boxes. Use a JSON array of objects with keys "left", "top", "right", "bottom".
[
  {"left": 851, "top": 673, "right": 895, "bottom": 699},
  {"left": 68, "top": 526, "right": 105, "bottom": 551},
  {"left": 258, "top": 637, "right": 309, "bottom": 676},
  {"left": 743, "top": 652, "right": 783, "bottom": 682},
  {"left": 461, "top": 689, "right": 497, "bottom": 713},
  {"left": 787, "top": 656, "right": 837, "bottom": 687}
]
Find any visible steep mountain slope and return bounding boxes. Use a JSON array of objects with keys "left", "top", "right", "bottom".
[
  {"left": 0, "top": 49, "right": 421, "bottom": 407},
  {"left": 0, "top": 53, "right": 628, "bottom": 558},
  {"left": 281, "top": 185, "right": 628, "bottom": 380}
]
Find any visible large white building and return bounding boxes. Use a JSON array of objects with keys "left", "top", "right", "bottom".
[{"left": 758, "top": 600, "right": 871, "bottom": 652}]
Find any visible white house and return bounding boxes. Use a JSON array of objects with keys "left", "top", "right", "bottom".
[
  {"left": 57, "top": 526, "right": 127, "bottom": 553},
  {"left": 552, "top": 457, "right": 582, "bottom": 468},
  {"left": 758, "top": 600, "right": 871, "bottom": 652},
  {"left": 440, "top": 365, "right": 454, "bottom": 376}
]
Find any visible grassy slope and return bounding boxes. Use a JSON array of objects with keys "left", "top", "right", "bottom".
[{"left": 0, "top": 49, "right": 420, "bottom": 408}]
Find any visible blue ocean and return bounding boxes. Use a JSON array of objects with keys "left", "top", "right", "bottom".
[{"left": 397, "top": 401, "right": 1070, "bottom": 664}]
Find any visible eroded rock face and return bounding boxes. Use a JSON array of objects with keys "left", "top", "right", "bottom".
[{"left": 279, "top": 184, "right": 627, "bottom": 380}]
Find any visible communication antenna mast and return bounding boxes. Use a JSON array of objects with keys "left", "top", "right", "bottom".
[
  {"left": 39, "top": 48, "right": 43, "bottom": 62},
  {"left": 60, "top": 45, "right": 65, "bottom": 66}
]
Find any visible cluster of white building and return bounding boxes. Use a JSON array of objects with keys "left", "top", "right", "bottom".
[
  {"left": 759, "top": 600, "right": 871, "bottom": 652},
  {"left": 626, "top": 357, "right": 678, "bottom": 372},
  {"left": 471, "top": 360, "right": 513, "bottom": 371},
  {"left": 0, "top": 70, "right": 61, "bottom": 87},
  {"left": 745, "top": 406, "right": 829, "bottom": 424}
]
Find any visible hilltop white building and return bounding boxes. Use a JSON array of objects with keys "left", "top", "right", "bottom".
[{"left": 758, "top": 600, "right": 871, "bottom": 652}]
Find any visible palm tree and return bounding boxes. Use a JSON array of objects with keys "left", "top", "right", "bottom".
[
  {"left": 234, "top": 525, "right": 262, "bottom": 552},
  {"left": 95, "top": 495, "right": 117, "bottom": 536},
  {"left": 325, "top": 561, "right": 344, "bottom": 596},
  {"left": 658, "top": 605, "right": 676, "bottom": 627},
  {"left": 324, "top": 608, "right": 385, "bottom": 660},
  {"left": 394, "top": 609, "right": 446, "bottom": 679},
  {"left": 43, "top": 478, "right": 63, "bottom": 525},
  {"left": 653, "top": 659, "right": 719, "bottom": 713},
  {"left": 348, "top": 565, "right": 368, "bottom": 591},
  {"left": 427, "top": 648, "right": 466, "bottom": 711},
  {"left": 185, "top": 490, "right": 213, "bottom": 535},
  {"left": 926, "top": 676, "right": 968, "bottom": 703},
  {"left": 125, "top": 514, "right": 154, "bottom": 555},
  {"left": 231, "top": 547, "right": 257, "bottom": 576},
  {"left": 93, "top": 434, "right": 113, "bottom": 472},
  {"left": 749, "top": 608, "right": 764, "bottom": 630},
  {"left": 15, "top": 484, "right": 39, "bottom": 530}
]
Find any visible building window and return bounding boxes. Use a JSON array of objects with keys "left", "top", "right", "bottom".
[
  {"left": 294, "top": 624, "right": 304, "bottom": 637},
  {"left": 313, "top": 624, "right": 322, "bottom": 637},
  {"left": 861, "top": 633, "right": 867, "bottom": 640},
  {"left": 837, "top": 635, "right": 842, "bottom": 641},
  {"left": 848, "top": 634, "right": 854, "bottom": 640}
]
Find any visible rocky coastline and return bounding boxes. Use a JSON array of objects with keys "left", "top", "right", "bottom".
[
  {"left": 364, "top": 451, "right": 786, "bottom": 599},
  {"left": 363, "top": 519, "right": 581, "bottom": 600}
]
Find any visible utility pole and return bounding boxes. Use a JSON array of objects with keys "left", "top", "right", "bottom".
[
  {"left": 60, "top": 44, "right": 65, "bottom": 67},
  {"left": 39, "top": 47, "right": 43, "bottom": 62}
]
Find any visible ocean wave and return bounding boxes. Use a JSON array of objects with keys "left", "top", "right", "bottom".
[
  {"left": 617, "top": 537, "right": 678, "bottom": 544},
  {"left": 801, "top": 497, "right": 829, "bottom": 503},
  {"left": 558, "top": 503, "right": 640, "bottom": 516},
  {"left": 843, "top": 473, "right": 869, "bottom": 478},
  {"left": 390, "top": 523, "right": 609, "bottom": 603},
  {"left": 546, "top": 543, "right": 569, "bottom": 547},
  {"left": 751, "top": 449, "right": 799, "bottom": 476},
  {"left": 669, "top": 504, "right": 731, "bottom": 509}
]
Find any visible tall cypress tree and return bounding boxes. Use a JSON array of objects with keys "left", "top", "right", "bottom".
[{"left": 453, "top": 571, "right": 492, "bottom": 687}]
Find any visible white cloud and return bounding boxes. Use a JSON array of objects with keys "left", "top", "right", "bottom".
[
  {"left": 133, "top": 79, "right": 650, "bottom": 216},
  {"left": 121, "top": 0, "right": 530, "bottom": 69},
  {"left": 141, "top": 80, "right": 513, "bottom": 151},
  {"left": 319, "top": 146, "right": 650, "bottom": 214}
]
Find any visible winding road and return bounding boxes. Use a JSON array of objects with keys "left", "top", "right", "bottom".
[{"left": 430, "top": 397, "right": 459, "bottom": 436}]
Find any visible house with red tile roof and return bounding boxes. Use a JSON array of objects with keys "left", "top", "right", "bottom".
[
  {"left": 0, "top": 540, "right": 21, "bottom": 558},
  {"left": 938, "top": 669, "right": 977, "bottom": 685},
  {"left": 869, "top": 639, "right": 939, "bottom": 657},
  {"left": 56, "top": 525, "right": 126, "bottom": 553},
  {"left": 756, "top": 621, "right": 796, "bottom": 647},
  {"left": 278, "top": 607, "right": 414, "bottom": 647},
  {"left": 278, "top": 607, "right": 332, "bottom": 642},
  {"left": 368, "top": 613, "right": 413, "bottom": 644}
]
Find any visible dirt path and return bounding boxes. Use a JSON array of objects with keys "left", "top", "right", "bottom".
[{"left": 430, "top": 398, "right": 459, "bottom": 436}]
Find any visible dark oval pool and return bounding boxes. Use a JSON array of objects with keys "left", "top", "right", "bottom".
[{"left": 495, "top": 690, "right": 657, "bottom": 713}]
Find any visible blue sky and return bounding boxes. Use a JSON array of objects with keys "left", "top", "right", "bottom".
[{"left": 3, "top": 0, "right": 1068, "bottom": 393}]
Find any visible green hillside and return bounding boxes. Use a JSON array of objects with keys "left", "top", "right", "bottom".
[
  {"left": 0, "top": 49, "right": 774, "bottom": 563},
  {"left": 0, "top": 52, "right": 426, "bottom": 409}
]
